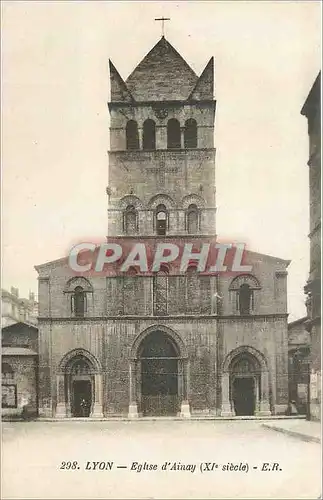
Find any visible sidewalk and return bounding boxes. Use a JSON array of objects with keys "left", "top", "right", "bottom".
[
  {"left": 262, "top": 418, "right": 321, "bottom": 443},
  {"left": 3, "top": 414, "right": 306, "bottom": 422}
]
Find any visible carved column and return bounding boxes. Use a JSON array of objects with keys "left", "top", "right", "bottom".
[
  {"left": 156, "top": 125, "right": 165, "bottom": 149},
  {"left": 55, "top": 374, "right": 66, "bottom": 418},
  {"left": 92, "top": 373, "right": 103, "bottom": 418},
  {"left": 180, "top": 127, "right": 185, "bottom": 149},
  {"left": 138, "top": 128, "right": 143, "bottom": 149},
  {"left": 254, "top": 376, "right": 260, "bottom": 414},
  {"left": 258, "top": 371, "right": 271, "bottom": 415},
  {"left": 180, "top": 359, "right": 191, "bottom": 418},
  {"left": 221, "top": 372, "right": 234, "bottom": 416},
  {"left": 128, "top": 360, "right": 138, "bottom": 418}
]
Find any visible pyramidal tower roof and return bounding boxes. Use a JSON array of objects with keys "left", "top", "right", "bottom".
[{"left": 124, "top": 36, "right": 199, "bottom": 101}]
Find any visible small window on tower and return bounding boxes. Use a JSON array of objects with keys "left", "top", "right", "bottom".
[
  {"left": 124, "top": 205, "right": 138, "bottom": 234},
  {"left": 143, "top": 119, "right": 156, "bottom": 150},
  {"left": 126, "top": 120, "right": 139, "bottom": 150},
  {"left": 167, "top": 119, "right": 181, "bottom": 149},
  {"left": 156, "top": 204, "right": 168, "bottom": 235},
  {"left": 187, "top": 204, "right": 199, "bottom": 234},
  {"left": 184, "top": 119, "right": 197, "bottom": 148}
]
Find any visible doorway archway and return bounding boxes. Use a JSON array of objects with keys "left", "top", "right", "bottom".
[
  {"left": 140, "top": 331, "right": 179, "bottom": 416},
  {"left": 68, "top": 356, "right": 93, "bottom": 417},
  {"left": 221, "top": 346, "right": 271, "bottom": 417},
  {"left": 56, "top": 349, "right": 103, "bottom": 418},
  {"left": 230, "top": 354, "right": 260, "bottom": 416},
  {"left": 130, "top": 326, "right": 189, "bottom": 417}
]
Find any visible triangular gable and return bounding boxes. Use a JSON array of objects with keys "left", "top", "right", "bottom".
[
  {"left": 243, "top": 249, "right": 291, "bottom": 267},
  {"left": 125, "top": 37, "right": 198, "bottom": 101},
  {"left": 109, "top": 60, "right": 134, "bottom": 103},
  {"left": 189, "top": 57, "right": 214, "bottom": 100}
]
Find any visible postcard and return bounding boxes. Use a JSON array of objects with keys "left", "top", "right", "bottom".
[{"left": 1, "top": 1, "right": 321, "bottom": 499}]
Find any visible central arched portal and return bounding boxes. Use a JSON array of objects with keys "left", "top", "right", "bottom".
[{"left": 139, "top": 331, "right": 180, "bottom": 416}]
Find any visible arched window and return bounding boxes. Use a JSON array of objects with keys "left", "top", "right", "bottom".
[
  {"left": 143, "top": 119, "right": 156, "bottom": 150},
  {"left": 124, "top": 204, "right": 138, "bottom": 234},
  {"left": 187, "top": 204, "right": 199, "bottom": 234},
  {"left": 229, "top": 274, "right": 260, "bottom": 315},
  {"left": 184, "top": 119, "right": 197, "bottom": 148},
  {"left": 71, "top": 286, "right": 86, "bottom": 317},
  {"left": 2, "top": 363, "right": 14, "bottom": 383},
  {"left": 238, "top": 284, "right": 253, "bottom": 315},
  {"left": 126, "top": 120, "right": 139, "bottom": 150},
  {"left": 156, "top": 204, "right": 168, "bottom": 235},
  {"left": 153, "top": 267, "right": 169, "bottom": 316},
  {"left": 167, "top": 119, "right": 181, "bottom": 149}
]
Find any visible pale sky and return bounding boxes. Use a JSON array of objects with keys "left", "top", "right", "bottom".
[{"left": 1, "top": 1, "right": 321, "bottom": 320}]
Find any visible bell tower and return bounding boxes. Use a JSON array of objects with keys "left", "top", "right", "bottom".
[{"left": 107, "top": 36, "right": 216, "bottom": 238}]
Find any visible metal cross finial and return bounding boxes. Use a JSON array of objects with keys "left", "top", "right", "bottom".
[{"left": 154, "top": 17, "right": 170, "bottom": 37}]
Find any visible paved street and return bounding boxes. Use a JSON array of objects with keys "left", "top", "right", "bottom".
[{"left": 1, "top": 420, "right": 321, "bottom": 499}]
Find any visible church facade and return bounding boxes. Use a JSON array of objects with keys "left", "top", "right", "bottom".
[{"left": 36, "top": 37, "right": 290, "bottom": 419}]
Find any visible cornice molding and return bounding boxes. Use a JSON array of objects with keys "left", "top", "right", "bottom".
[
  {"left": 108, "top": 99, "right": 216, "bottom": 110},
  {"left": 108, "top": 148, "right": 216, "bottom": 155},
  {"left": 37, "top": 313, "right": 289, "bottom": 323}
]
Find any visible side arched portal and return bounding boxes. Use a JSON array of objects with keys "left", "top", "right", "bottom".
[
  {"left": 221, "top": 346, "right": 271, "bottom": 417},
  {"left": 56, "top": 349, "right": 103, "bottom": 418},
  {"left": 230, "top": 353, "right": 261, "bottom": 416}
]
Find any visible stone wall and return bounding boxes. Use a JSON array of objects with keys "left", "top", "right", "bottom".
[
  {"left": 37, "top": 312, "right": 288, "bottom": 417},
  {"left": 2, "top": 355, "right": 38, "bottom": 417}
]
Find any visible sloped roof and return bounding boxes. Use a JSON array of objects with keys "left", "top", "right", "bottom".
[
  {"left": 109, "top": 60, "right": 134, "bottom": 103},
  {"left": 2, "top": 321, "right": 38, "bottom": 332},
  {"left": 288, "top": 316, "right": 308, "bottom": 328},
  {"left": 301, "top": 71, "right": 321, "bottom": 117},
  {"left": 243, "top": 249, "right": 291, "bottom": 266},
  {"left": 189, "top": 57, "right": 214, "bottom": 100},
  {"left": 125, "top": 37, "right": 198, "bottom": 101}
]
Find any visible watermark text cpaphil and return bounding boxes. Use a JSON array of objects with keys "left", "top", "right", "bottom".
[{"left": 68, "top": 238, "right": 253, "bottom": 277}]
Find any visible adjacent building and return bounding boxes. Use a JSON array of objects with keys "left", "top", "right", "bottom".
[
  {"left": 1, "top": 287, "right": 38, "bottom": 327},
  {"left": 288, "top": 317, "right": 310, "bottom": 415},
  {"left": 1, "top": 321, "right": 39, "bottom": 417},
  {"left": 301, "top": 71, "right": 321, "bottom": 420},
  {"left": 1, "top": 288, "right": 39, "bottom": 417},
  {"left": 35, "top": 36, "right": 290, "bottom": 419}
]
